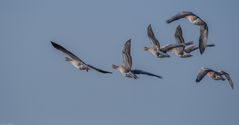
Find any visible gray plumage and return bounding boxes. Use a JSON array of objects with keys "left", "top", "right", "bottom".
[
  {"left": 199, "top": 24, "right": 209, "bottom": 54},
  {"left": 175, "top": 25, "right": 194, "bottom": 46},
  {"left": 122, "top": 39, "right": 132, "bottom": 70},
  {"left": 168, "top": 25, "right": 194, "bottom": 58},
  {"left": 147, "top": 24, "right": 160, "bottom": 49}
]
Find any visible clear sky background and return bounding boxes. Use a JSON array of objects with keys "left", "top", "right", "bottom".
[{"left": 0, "top": 0, "right": 239, "bottom": 125}]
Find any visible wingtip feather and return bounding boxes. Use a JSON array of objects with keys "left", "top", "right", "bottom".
[{"left": 166, "top": 20, "right": 171, "bottom": 24}]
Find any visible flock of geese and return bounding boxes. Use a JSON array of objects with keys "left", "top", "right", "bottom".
[{"left": 51, "top": 11, "right": 234, "bottom": 89}]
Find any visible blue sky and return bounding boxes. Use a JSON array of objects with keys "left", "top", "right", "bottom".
[{"left": 0, "top": 0, "right": 239, "bottom": 125}]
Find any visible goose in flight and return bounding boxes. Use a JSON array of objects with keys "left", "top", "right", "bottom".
[
  {"left": 196, "top": 67, "right": 234, "bottom": 89},
  {"left": 166, "top": 11, "right": 208, "bottom": 54},
  {"left": 51, "top": 41, "right": 112, "bottom": 74},
  {"left": 168, "top": 25, "right": 194, "bottom": 58},
  {"left": 144, "top": 24, "right": 184, "bottom": 58},
  {"left": 166, "top": 11, "right": 207, "bottom": 26},
  {"left": 112, "top": 39, "right": 162, "bottom": 79}
]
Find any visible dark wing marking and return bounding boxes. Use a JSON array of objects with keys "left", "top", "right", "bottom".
[
  {"left": 87, "top": 64, "right": 112, "bottom": 74},
  {"left": 166, "top": 11, "right": 194, "bottom": 24},
  {"left": 147, "top": 24, "right": 160, "bottom": 49},
  {"left": 51, "top": 41, "right": 85, "bottom": 63},
  {"left": 122, "top": 39, "right": 132, "bottom": 69},
  {"left": 199, "top": 24, "right": 208, "bottom": 54},
  {"left": 219, "top": 70, "right": 234, "bottom": 89},
  {"left": 196, "top": 67, "right": 213, "bottom": 82},
  {"left": 131, "top": 69, "right": 162, "bottom": 79},
  {"left": 207, "top": 43, "right": 215, "bottom": 47},
  {"left": 184, "top": 41, "right": 194, "bottom": 46},
  {"left": 126, "top": 71, "right": 138, "bottom": 79}
]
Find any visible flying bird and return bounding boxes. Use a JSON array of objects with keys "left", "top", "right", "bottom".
[
  {"left": 112, "top": 39, "right": 162, "bottom": 79},
  {"left": 144, "top": 24, "right": 184, "bottom": 58},
  {"left": 166, "top": 11, "right": 208, "bottom": 54},
  {"left": 168, "top": 25, "right": 194, "bottom": 58},
  {"left": 196, "top": 67, "right": 234, "bottom": 89},
  {"left": 51, "top": 41, "right": 112, "bottom": 74},
  {"left": 166, "top": 11, "right": 207, "bottom": 26}
]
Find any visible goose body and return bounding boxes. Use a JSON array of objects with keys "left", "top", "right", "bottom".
[{"left": 196, "top": 67, "right": 234, "bottom": 89}]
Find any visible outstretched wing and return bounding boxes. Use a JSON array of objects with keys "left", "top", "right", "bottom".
[
  {"left": 147, "top": 24, "right": 160, "bottom": 49},
  {"left": 87, "top": 64, "right": 112, "bottom": 74},
  {"left": 122, "top": 39, "right": 132, "bottom": 69},
  {"left": 219, "top": 70, "right": 234, "bottom": 89},
  {"left": 199, "top": 24, "right": 208, "bottom": 54},
  {"left": 207, "top": 43, "right": 215, "bottom": 47},
  {"left": 185, "top": 43, "right": 214, "bottom": 53},
  {"left": 166, "top": 11, "right": 194, "bottom": 24},
  {"left": 184, "top": 41, "right": 194, "bottom": 46},
  {"left": 184, "top": 45, "right": 199, "bottom": 53},
  {"left": 175, "top": 25, "right": 185, "bottom": 44},
  {"left": 196, "top": 67, "right": 213, "bottom": 82},
  {"left": 132, "top": 69, "right": 162, "bottom": 79},
  {"left": 175, "top": 25, "right": 194, "bottom": 46},
  {"left": 51, "top": 41, "right": 85, "bottom": 63}
]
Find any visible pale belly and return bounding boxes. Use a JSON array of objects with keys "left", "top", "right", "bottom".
[
  {"left": 148, "top": 49, "right": 158, "bottom": 56},
  {"left": 119, "top": 66, "right": 129, "bottom": 74},
  {"left": 192, "top": 18, "right": 202, "bottom": 24},
  {"left": 70, "top": 60, "right": 81, "bottom": 69},
  {"left": 170, "top": 48, "right": 183, "bottom": 55}
]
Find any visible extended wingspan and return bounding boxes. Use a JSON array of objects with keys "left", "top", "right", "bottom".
[
  {"left": 132, "top": 69, "right": 162, "bottom": 79},
  {"left": 166, "top": 11, "right": 195, "bottom": 24}
]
